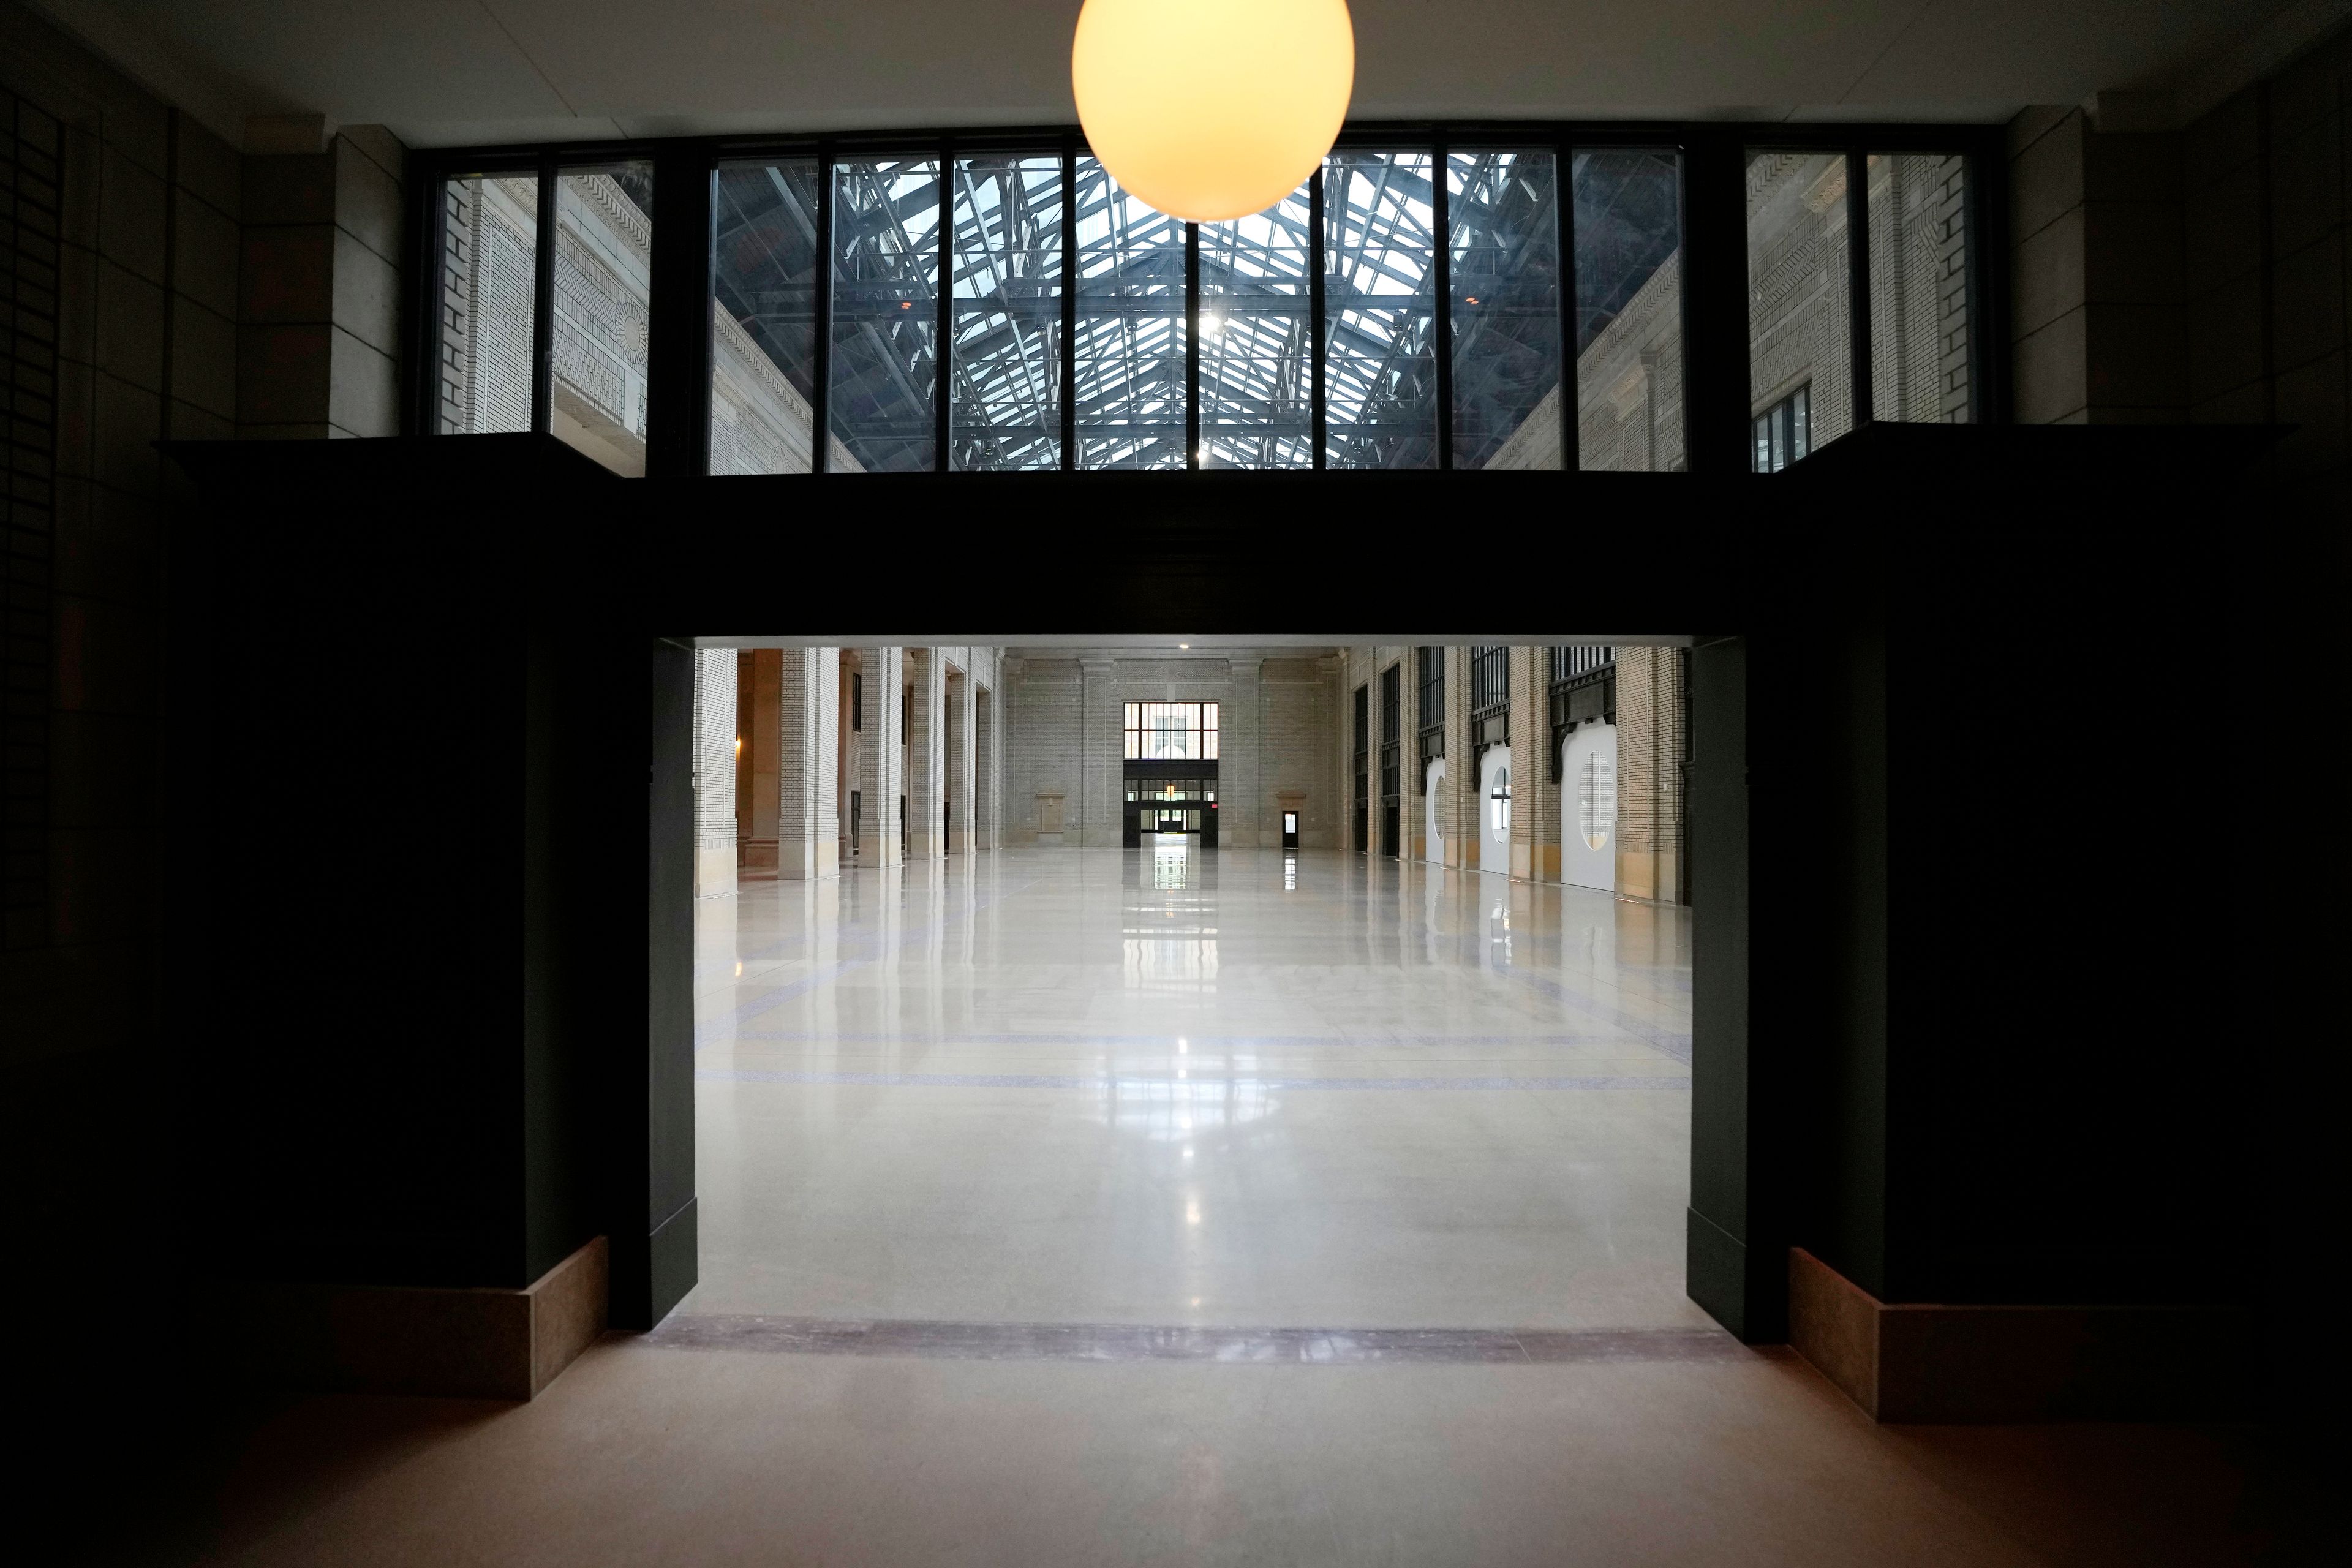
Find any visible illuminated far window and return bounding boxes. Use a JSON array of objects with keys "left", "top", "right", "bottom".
[
  {"left": 831, "top": 157, "right": 941, "bottom": 472},
  {"left": 1866, "top": 152, "right": 1972, "bottom": 424},
  {"left": 438, "top": 173, "right": 538, "bottom": 435},
  {"left": 1573, "top": 148, "right": 1685, "bottom": 472},
  {"left": 711, "top": 159, "right": 823, "bottom": 473},
  {"left": 951, "top": 155, "right": 1063, "bottom": 470},
  {"left": 552, "top": 161, "right": 655, "bottom": 476},
  {"left": 1747, "top": 149, "right": 1853, "bottom": 462},
  {"left": 1449, "top": 150, "right": 1562, "bottom": 470},
  {"left": 1490, "top": 771, "right": 1512, "bottom": 837},
  {"left": 1284, "top": 812, "right": 1298, "bottom": 832}
]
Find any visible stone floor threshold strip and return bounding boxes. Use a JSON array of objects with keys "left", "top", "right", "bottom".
[{"left": 638, "top": 1316, "right": 1753, "bottom": 1365}]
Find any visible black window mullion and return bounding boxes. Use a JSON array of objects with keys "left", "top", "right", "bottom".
[
  {"left": 1846, "top": 146, "right": 1875, "bottom": 428},
  {"left": 936, "top": 138, "right": 952, "bottom": 470},
  {"left": 1061, "top": 136, "right": 1077, "bottom": 470},
  {"left": 1432, "top": 137, "right": 1453, "bottom": 471},
  {"left": 1559, "top": 138, "right": 1581, "bottom": 471},
  {"left": 813, "top": 144, "right": 834, "bottom": 472},
  {"left": 532, "top": 155, "right": 557, "bottom": 435},
  {"left": 1309, "top": 165, "right": 1327, "bottom": 469},
  {"left": 1185, "top": 221, "right": 1200, "bottom": 469}
]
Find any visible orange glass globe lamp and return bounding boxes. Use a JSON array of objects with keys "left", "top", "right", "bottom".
[{"left": 1072, "top": 0, "right": 1355, "bottom": 223}]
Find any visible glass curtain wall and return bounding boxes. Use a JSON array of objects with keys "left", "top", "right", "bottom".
[
  {"left": 1199, "top": 181, "right": 1314, "bottom": 469},
  {"left": 1324, "top": 151, "right": 1439, "bottom": 469},
  {"left": 453, "top": 131, "right": 1980, "bottom": 473},
  {"left": 1448, "top": 151, "right": 1563, "bottom": 469},
  {"left": 549, "top": 162, "right": 654, "bottom": 476},
  {"left": 1572, "top": 150, "right": 1685, "bottom": 472},
  {"left": 1074, "top": 157, "right": 1187, "bottom": 469},
  {"left": 831, "top": 157, "right": 941, "bottom": 472},
  {"left": 1746, "top": 150, "right": 1853, "bottom": 467},
  {"left": 710, "top": 159, "right": 823, "bottom": 473},
  {"left": 951, "top": 156, "right": 1063, "bottom": 469},
  {"left": 436, "top": 173, "right": 538, "bottom": 435},
  {"left": 1867, "top": 152, "right": 1971, "bottom": 423}
]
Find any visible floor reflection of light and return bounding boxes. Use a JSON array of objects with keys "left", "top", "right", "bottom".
[
  {"left": 1284, "top": 855, "right": 1298, "bottom": 890},
  {"left": 1096, "top": 1069, "right": 1276, "bottom": 1140},
  {"left": 1122, "top": 936, "right": 1219, "bottom": 988}
]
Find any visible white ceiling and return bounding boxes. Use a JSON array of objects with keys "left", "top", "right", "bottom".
[{"left": 28, "top": 0, "right": 2342, "bottom": 150}]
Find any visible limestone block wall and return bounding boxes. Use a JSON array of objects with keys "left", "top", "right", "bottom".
[
  {"left": 690, "top": 649, "right": 737, "bottom": 895},
  {"left": 241, "top": 119, "right": 404, "bottom": 439},
  {"left": 1614, "top": 646, "right": 1687, "bottom": 902},
  {"left": 1001, "top": 648, "right": 1338, "bottom": 849}
]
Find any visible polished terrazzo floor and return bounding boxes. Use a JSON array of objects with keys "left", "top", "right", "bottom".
[
  {"left": 154, "top": 846, "right": 2269, "bottom": 1566},
  {"left": 682, "top": 843, "right": 1703, "bottom": 1333}
]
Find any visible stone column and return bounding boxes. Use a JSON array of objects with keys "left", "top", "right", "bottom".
[
  {"left": 850, "top": 646, "right": 904, "bottom": 867},
  {"left": 777, "top": 647, "right": 839, "bottom": 880},
  {"left": 945, "top": 654, "right": 974, "bottom": 854},
  {"left": 691, "top": 649, "right": 737, "bottom": 896},
  {"left": 1398, "top": 646, "right": 1420, "bottom": 862},
  {"left": 738, "top": 649, "right": 783, "bottom": 875},
  {"left": 1079, "top": 655, "right": 1119, "bottom": 848},
  {"left": 904, "top": 647, "right": 943, "bottom": 860},
  {"left": 1508, "top": 646, "right": 1556, "bottom": 882},
  {"left": 1444, "top": 646, "right": 1469, "bottom": 867},
  {"left": 975, "top": 679, "right": 996, "bottom": 851},
  {"left": 1224, "top": 656, "right": 1261, "bottom": 848}
]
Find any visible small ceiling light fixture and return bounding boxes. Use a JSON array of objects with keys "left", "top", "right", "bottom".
[
  {"left": 1179, "top": 642, "right": 1190, "bottom": 649},
  {"left": 1073, "top": 0, "right": 1355, "bottom": 222}
]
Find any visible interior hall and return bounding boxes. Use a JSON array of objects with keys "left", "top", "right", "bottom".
[{"left": 0, "top": 1, "right": 2333, "bottom": 1564}]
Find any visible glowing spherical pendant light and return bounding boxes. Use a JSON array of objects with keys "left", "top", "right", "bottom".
[{"left": 1072, "top": 0, "right": 1355, "bottom": 223}]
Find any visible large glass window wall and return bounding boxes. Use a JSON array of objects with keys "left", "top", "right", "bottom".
[{"left": 423, "top": 128, "right": 1989, "bottom": 473}]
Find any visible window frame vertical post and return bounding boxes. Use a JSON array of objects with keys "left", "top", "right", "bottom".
[
  {"left": 1558, "top": 138, "right": 1581, "bottom": 473},
  {"left": 1846, "top": 146, "right": 1875, "bottom": 429},
  {"left": 1309, "top": 164, "right": 1327, "bottom": 470},
  {"left": 1185, "top": 221, "right": 1200, "bottom": 470},
  {"left": 531, "top": 154, "right": 557, "bottom": 437},
  {"left": 644, "top": 145, "right": 716, "bottom": 479},
  {"left": 1433, "top": 136, "right": 1453, "bottom": 472},
  {"left": 1061, "top": 136, "right": 1078, "bottom": 470},
  {"left": 813, "top": 144, "right": 834, "bottom": 473},
  {"left": 935, "top": 138, "right": 952, "bottom": 471}
]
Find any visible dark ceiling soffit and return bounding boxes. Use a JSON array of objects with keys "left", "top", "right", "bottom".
[{"left": 414, "top": 119, "right": 2007, "bottom": 177}]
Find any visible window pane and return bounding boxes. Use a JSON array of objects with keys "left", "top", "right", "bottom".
[
  {"left": 951, "top": 156, "right": 1063, "bottom": 470},
  {"left": 1449, "top": 151, "right": 1562, "bottom": 470},
  {"left": 437, "top": 174, "right": 537, "bottom": 435},
  {"left": 712, "top": 159, "right": 824, "bottom": 473},
  {"left": 1074, "top": 157, "right": 1186, "bottom": 470},
  {"left": 1868, "top": 153, "right": 1971, "bottom": 423},
  {"left": 832, "top": 158, "right": 941, "bottom": 472},
  {"left": 1200, "top": 179, "right": 1312, "bottom": 469},
  {"left": 1573, "top": 149, "right": 1685, "bottom": 472},
  {"left": 1324, "top": 151, "right": 1438, "bottom": 470},
  {"left": 552, "top": 162, "right": 654, "bottom": 476},
  {"left": 1747, "top": 150, "right": 1852, "bottom": 468}
]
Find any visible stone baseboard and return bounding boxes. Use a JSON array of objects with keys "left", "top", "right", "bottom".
[
  {"left": 217, "top": 1236, "right": 609, "bottom": 1401},
  {"left": 1787, "top": 1247, "right": 2247, "bottom": 1422}
]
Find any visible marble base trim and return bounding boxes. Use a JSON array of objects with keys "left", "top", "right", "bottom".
[
  {"left": 217, "top": 1237, "right": 609, "bottom": 1401},
  {"left": 1787, "top": 1248, "right": 2249, "bottom": 1422},
  {"left": 639, "top": 1314, "right": 1751, "bottom": 1366}
]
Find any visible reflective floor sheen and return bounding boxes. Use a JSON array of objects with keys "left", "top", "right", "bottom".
[
  {"left": 187, "top": 847, "right": 2266, "bottom": 1566},
  {"left": 684, "top": 844, "right": 1703, "bottom": 1333}
]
